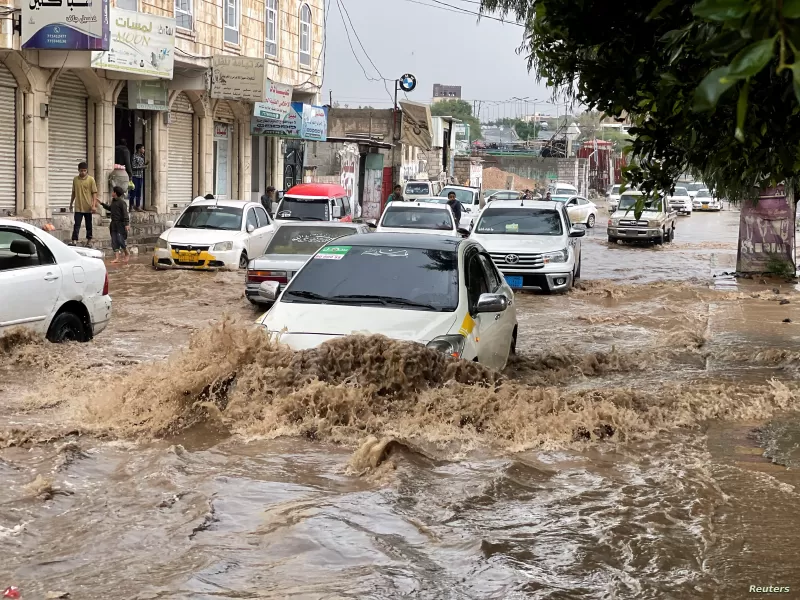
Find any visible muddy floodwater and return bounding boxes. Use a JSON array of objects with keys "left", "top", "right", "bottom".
[{"left": 4, "top": 208, "right": 800, "bottom": 599}]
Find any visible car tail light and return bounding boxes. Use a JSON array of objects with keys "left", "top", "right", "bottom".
[
  {"left": 102, "top": 271, "right": 109, "bottom": 295},
  {"left": 247, "top": 270, "right": 288, "bottom": 284}
]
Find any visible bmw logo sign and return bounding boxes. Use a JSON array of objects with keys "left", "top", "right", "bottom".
[{"left": 399, "top": 73, "right": 417, "bottom": 93}]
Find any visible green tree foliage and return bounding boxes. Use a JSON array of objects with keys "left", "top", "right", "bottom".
[
  {"left": 430, "top": 99, "right": 483, "bottom": 141},
  {"left": 480, "top": 0, "right": 800, "bottom": 209}
]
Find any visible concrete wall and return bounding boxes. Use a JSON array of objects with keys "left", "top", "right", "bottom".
[{"left": 480, "top": 155, "right": 590, "bottom": 196}]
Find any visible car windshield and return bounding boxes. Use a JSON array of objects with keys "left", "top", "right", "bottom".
[
  {"left": 475, "top": 208, "right": 563, "bottom": 235},
  {"left": 381, "top": 206, "right": 453, "bottom": 231},
  {"left": 687, "top": 183, "right": 704, "bottom": 191},
  {"left": 440, "top": 188, "right": 475, "bottom": 206},
  {"left": 610, "top": 185, "right": 621, "bottom": 195},
  {"left": 265, "top": 225, "right": 356, "bottom": 255},
  {"left": 175, "top": 205, "right": 243, "bottom": 230},
  {"left": 282, "top": 245, "right": 459, "bottom": 312},
  {"left": 618, "top": 194, "right": 660, "bottom": 211},
  {"left": 673, "top": 187, "right": 689, "bottom": 196},
  {"left": 696, "top": 190, "right": 711, "bottom": 199},
  {"left": 276, "top": 197, "right": 329, "bottom": 221},
  {"left": 405, "top": 183, "right": 430, "bottom": 195},
  {"left": 553, "top": 187, "right": 575, "bottom": 195},
  {"left": 550, "top": 195, "right": 571, "bottom": 203}
]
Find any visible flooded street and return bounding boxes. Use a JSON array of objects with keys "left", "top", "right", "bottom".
[{"left": 3, "top": 208, "right": 800, "bottom": 599}]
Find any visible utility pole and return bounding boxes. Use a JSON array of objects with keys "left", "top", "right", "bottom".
[{"left": 329, "top": 90, "right": 333, "bottom": 107}]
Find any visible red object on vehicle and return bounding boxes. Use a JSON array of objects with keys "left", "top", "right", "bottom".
[
  {"left": 3, "top": 587, "right": 21, "bottom": 599},
  {"left": 284, "top": 183, "right": 348, "bottom": 198},
  {"left": 102, "top": 271, "right": 109, "bottom": 295}
]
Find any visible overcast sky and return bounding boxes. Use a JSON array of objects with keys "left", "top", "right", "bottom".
[{"left": 322, "top": 0, "right": 566, "bottom": 121}]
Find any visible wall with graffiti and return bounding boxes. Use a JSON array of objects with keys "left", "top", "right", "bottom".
[{"left": 737, "top": 185, "right": 796, "bottom": 273}]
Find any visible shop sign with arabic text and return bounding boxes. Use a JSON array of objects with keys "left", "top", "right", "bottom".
[
  {"left": 251, "top": 102, "right": 302, "bottom": 138},
  {"left": 23, "top": 0, "right": 110, "bottom": 49},
  {"left": 253, "top": 80, "right": 293, "bottom": 120},
  {"left": 211, "top": 56, "right": 266, "bottom": 102},
  {"left": 91, "top": 8, "right": 175, "bottom": 79}
]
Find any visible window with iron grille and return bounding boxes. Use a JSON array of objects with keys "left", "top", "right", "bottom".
[
  {"left": 174, "top": 0, "right": 192, "bottom": 30},
  {"left": 299, "top": 3, "right": 311, "bottom": 67},
  {"left": 265, "top": 0, "right": 278, "bottom": 57},
  {"left": 224, "top": 0, "right": 240, "bottom": 44}
]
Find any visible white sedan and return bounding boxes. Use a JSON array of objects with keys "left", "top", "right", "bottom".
[
  {"left": 669, "top": 186, "right": 693, "bottom": 215},
  {"left": 376, "top": 200, "right": 465, "bottom": 236},
  {"left": 692, "top": 189, "right": 722, "bottom": 211},
  {"left": 550, "top": 194, "right": 598, "bottom": 228},
  {"left": 255, "top": 232, "right": 518, "bottom": 370},
  {"left": 0, "top": 219, "right": 111, "bottom": 342},
  {"left": 153, "top": 199, "right": 275, "bottom": 270}
]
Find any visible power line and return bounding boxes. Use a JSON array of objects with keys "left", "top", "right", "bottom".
[
  {"left": 334, "top": 0, "right": 383, "bottom": 84},
  {"left": 396, "top": 0, "right": 524, "bottom": 26}
]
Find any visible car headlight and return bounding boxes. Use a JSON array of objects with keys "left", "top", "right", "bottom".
[
  {"left": 212, "top": 241, "right": 234, "bottom": 251},
  {"left": 648, "top": 220, "right": 660, "bottom": 227},
  {"left": 610, "top": 218, "right": 620, "bottom": 226},
  {"left": 543, "top": 248, "right": 569, "bottom": 264},
  {"left": 155, "top": 237, "right": 168, "bottom": 249},
  {"left": 426, "top": 334, "right": 467, "bottom": 358}
]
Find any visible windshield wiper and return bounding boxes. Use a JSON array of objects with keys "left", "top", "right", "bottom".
[
  {"left": 331, "top": 294, "right": 440, "bottom": 310},
  {"left": 299, "top": 217, "right": 325, "bottom": 221},
  {"left": 283, "top": 290, "right": 336, "bottom": 303}
]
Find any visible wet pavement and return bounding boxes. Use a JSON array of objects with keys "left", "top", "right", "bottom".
[{"left": 2, "top": 206, "right": 800, "bottom": 599}]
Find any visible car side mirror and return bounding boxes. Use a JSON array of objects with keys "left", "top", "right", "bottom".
[
  {"left": 476, "top": 293, "right": 508, "bottom": 313},
  {"left": 366, "top": 219, "right": 377, "bottom": 228},
  {"left": 332, "top": 205, "right": 342, "bottom": 218},
  {"left": 247, "top": 223, "right": 255, "bottom": 233},
  {"left": 259, "top": 280, "right": 280, "bottom": 301},
  {"left": 457, "top": 227, "right": 470, "bottom": 237},
  {"left": 166, "top": 220, "right": 174, "bottom": 228},
  {"left": 570, "top": 224, "right": 586, "bottom": 237}
]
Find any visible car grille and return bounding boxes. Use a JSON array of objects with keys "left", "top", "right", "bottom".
[
  {"left": 619, "top": 219, "right": 649, "bottom": 226},
  {"left": 489, "top": 252, "right": 544, "bottom": 270},
  {"left": 170, "top": 244, "right": 210, "bottom": 252}
]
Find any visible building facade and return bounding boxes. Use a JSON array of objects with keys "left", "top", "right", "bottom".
[
  {"left": 0, "top": 0, "right": 324, "bottom": 218},
  {"left": 431, "top": 83, "right": 460, "bottom": 104}
]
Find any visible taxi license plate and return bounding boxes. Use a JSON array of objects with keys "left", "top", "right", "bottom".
[
  {"left": 505, "top": 275, "right": 523, "bottom": 289},
  {"left": 179, "top": 251, "right": 199, "bottom": 260},
  {"left": 702, "top": 203, "right": 709, "bottom": 209}
]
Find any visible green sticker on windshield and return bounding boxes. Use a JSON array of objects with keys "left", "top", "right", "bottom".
[
  {"left": 505, "top": 223, "right": 519, "bottom": 232},
  {"left": 315, "top": 245, "right": 352, "bottom": 260}
]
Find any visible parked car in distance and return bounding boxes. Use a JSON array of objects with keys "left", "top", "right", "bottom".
[
  {"left": 255, "top": 233, "right": 518, "bottom": 370},
  {"left": 153, "top": 199, "right": 275, "bottom": 270},
  {"left": 469, "top": 199, "right": 585, "bottom": 294},
  {"left": 550, "top": 194, "right": 599, "bottom": 228},
  {"left": 549, "top": 182, "right": 579, "bottom": 196},
  {"left": 246, "top": 221, "right": 370, "bottom": 306},
  {"left": 403, "top": 179, "right": 443, "bottom": 201},
  {"left": 607, "top": 184, "right": 623, "bottom": 212},
  {"left": 0, "top": 219, "right": 111, "bottom": 342},
  {"left": 685, "top": 182, "right": 705, "bottom": 199},
  {"left": 274, "top": 183, "right": 355, "bottom": 223},
  {"left": 485, "top": 190, "right": 523, "bottom": 203},
  {"left": 608, "top": 192, "right": 677, "bottom": 244},
  {"left": 377, "top": 201, "right": 467, "bottom": 237},
  {"left": 692, "top": 189, "right": 722, "bottom": 211},
  {"left": 668, "top": 186, "right": 693, "bottom": 215}
]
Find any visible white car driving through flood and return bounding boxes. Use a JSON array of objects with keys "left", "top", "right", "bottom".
[
  {"left": 469, "top": 199, "right": 585, "bottom": 294},
  {"left": 153, "top": 199, "right": 275, "bottom": 270},
  {"left": 0, "top": 219, "right": 111, "bottom": 342},
  {"left": 255, "top": 233, "right": 518, "bottom": 370},
  {"left": 376, "top": 201, "right": 467, "bottom": 237}
]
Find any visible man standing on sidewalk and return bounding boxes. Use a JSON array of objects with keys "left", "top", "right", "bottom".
[
  {"left": 131, "top": 144, "right": 146, "bottom": 212},
  {"left": 69, "top": 161, "right": 98, "bottom": 247}
]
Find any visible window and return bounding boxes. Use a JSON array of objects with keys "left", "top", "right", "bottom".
[
  {"left": 175, "top": 206, "right": 243, "bottom": 231},
  {"left": 339, "top": 197, "right": 351, "bottom": 216},
  {"left": 381, "top": 207, "right": 453, "bottom": 231},
  {"left": 479, "top": 254, "right": 502, "bottom": 292},
  {"left": 0, "top": 229, "right": 54, "bottom": 271},
  {"left": 174, "top": 0, "right": 193, "bottom": 30},
  {"left": 265, "top": 0, "right": 278, "bottom": 57},
  {"left": 475, "top": 208, "right": 564, "bottom": 236},
  {"left": 299, "top": 3, "right": 312, "bottom": 67},
  {"left": 246, "top": 209, "right": 259, "bottom": 231},
  {"left": 466, "top": 252, "right": 489, "bottom": 313},
  {"left": 265, "top": 225, "right": 356, "bottom": 255},
  {"left": 224, "top": 0, "right": 240, "bottom": 44},
  {"left": 254, "top": 206, "right": 270, "bottom": 227}
]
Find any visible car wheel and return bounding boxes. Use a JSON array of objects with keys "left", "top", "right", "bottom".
[
  {"left": 47, "top": 311, "right": 86, "bottom": 343},
  {"left": 238, "top": 251, "right": 248, "bottom": 269},
  {"left": 586, "top": 214, "right": 596, "bottom": 228},
  {"left": 608, "top": 235, "right": 618, "bottom": 244},
  {"left": 667, "top": 227, "right": 674, "bottom": 242}
]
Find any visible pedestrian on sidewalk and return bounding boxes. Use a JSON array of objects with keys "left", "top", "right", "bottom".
[
  {"left": 100, "top": 186, "right": 130, "bottom": 264},
  {"left": 387, "top": 185, "right": 404, "bottom": 204},
  {"left": 130, "top": 144, "right": 147, "bottom": 212},
  {"left": 69, "top": 161, "right": 98, "bottom": 247}
]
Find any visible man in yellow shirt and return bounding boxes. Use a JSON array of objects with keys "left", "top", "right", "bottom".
[{"left": 69, "top": 161, "right": 99, "bottom": 246}]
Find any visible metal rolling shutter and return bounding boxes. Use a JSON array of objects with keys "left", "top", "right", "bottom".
[
  {"left": 0, "top": 65, "right": 18, "bottom": 215},
  {"left": 167, "top": 93, "right": 194, "bottom": 209},
  {"left": 48, "top": 72, "right": 88, "bottom": 211}
]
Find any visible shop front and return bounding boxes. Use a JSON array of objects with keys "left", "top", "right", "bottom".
[
  {"left": 168, "top": 93, "right": 195, "bottom": 208},
  {"left": 48, "top": 72, "right": 89, "bottom": 212}
]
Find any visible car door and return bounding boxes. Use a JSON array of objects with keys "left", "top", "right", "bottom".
[
  {"left": 253, "top": 205, "right": 275, "bottom": 255},
  {"left": 0, "top": 227, "right": 62, "bottom": 336},
  {"left": 565, "top": 196, "right": 584, "bottom": 223},
  {"left": 562, "top": 207, "right": 581, "bottom": 265},
  {"left": 465, "top": 249, "right": 501, "bottom": 368},
  {"left": 479, "top": 252, "right": 515, "bottom": 366}
]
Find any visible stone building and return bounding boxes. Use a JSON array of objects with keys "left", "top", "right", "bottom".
[{"left": 0, "top": 0, "right": 324, "bottom": 219}]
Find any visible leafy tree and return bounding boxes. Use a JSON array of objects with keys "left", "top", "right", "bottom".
[
  {"left": 479, "top": 0, "right": 800, "bottom": 208},
  {"left": 430, "top": 99, "right": 483, "bottom": 141}
]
